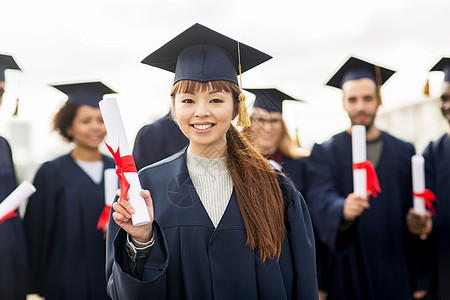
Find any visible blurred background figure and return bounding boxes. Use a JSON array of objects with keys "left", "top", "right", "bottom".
[
  {"left": 23, "top": 82, "right": 116, "bottom": 300},
  {"left": 0, "top": 54, "right": 28, "bottom": 300},
  {"left": 307, "top": 57, "right": 430, "bottom": 299},
  {"left": 242, "top": 88, "right": 308, "bottom": 193},
  {"left": 133, "top": 111, "right": 188, "bottom": 171},
  {"left": 407, "top": 57, "right": 450, "bottom": 300}
]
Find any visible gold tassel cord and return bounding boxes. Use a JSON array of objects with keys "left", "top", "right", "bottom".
[
  {"left": 236, "top": 41, "right": 251, "bottom": 127},
  {"left": 294, "top": 128, "right": 301, "bottom": 147},
  {"left": 374, "top": 66, "right": 383, "bottom": 106},
  {"left": 423, "top": 78, "right": 430, "bottom": 96},
  {"left": 12, "top": 98, "right": 19, "bottom": 117}
]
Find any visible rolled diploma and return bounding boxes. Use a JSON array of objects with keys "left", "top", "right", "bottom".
[
  {"left": 99, "top": 97, "right": 151, "bottom": 226},
  {"left": 104, "top": 168, "right": 118, "bottom": 207},
  {"left": 352, "top": 125, "right": 367, "bottom": 199},
  {"left": 0, "top": 181, "right": 36, "bottom": 220},
  {"left": 412, "top": 155, "right": 426, "bottom": 216}
]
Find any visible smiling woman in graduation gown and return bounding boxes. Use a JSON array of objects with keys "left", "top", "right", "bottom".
[
  {"left": 0, "top": 54, "right": 28, "bottom": 300},
  {"left": 106, "top": 23, "right": 318, "bottom": 300},
  {"left": 23, "top": 82, "right": 116, "bottom": 300},
  {"left": 241, "top": 88, "right": 309, "bottom": 194}
]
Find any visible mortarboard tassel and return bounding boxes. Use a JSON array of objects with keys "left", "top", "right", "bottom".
[
  {"left": 12, "top": 98, "right": 19, "bottom": 116},
  {"left": 423, "top": 78, "right": 430, "bottom": 96},
  {"left": 374, "top": 66, "right": 383, "bottom": 106},
  {"left": 236, "top": 42, "right": 251, "bottom": 127},
  {"left": 294, "top": 128, "right": 301, "bottom": 147}
]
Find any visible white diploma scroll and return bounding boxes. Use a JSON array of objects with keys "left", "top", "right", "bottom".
[
  {"left": 352, "top": 125, "right": 367, "bottom": 199},
  {"left": 412, "top": 155, "right": 426, "bottom": 216},
  {"left": 99, "top": 97, "right": 151, "bottom": 226},
  {"left": 0, "top": 181, "right": 36, "bottom": 220},
  {"left": 104, "top": 168, "right": 118, "bottom": 207}
]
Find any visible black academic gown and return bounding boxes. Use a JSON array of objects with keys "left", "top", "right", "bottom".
[
  {"left": 23, "top": 154, "right": 114, "bottom": 300},
  {"left": 423, "top": 134, "right": 450, "bottom": 299},
  {"left": 133, "top": 113, "right": 189, "bottom": 171},
  {"left": 106, "top": 149, "right": 318, "bottom": 300},
  {"left": 280, "top": 156, "right": 308, "bottom": 195},
  {"left": 0, "top": 136, "right": 28, "bottom": 300},
  {"left": 307, "top": 131, "right": 428, "bottom": 300}
]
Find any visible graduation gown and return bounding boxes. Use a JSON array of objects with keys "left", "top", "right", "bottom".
[
  {"left": 280, "top": 156, "right": 308, "bottom": 196},
  {"left": 0, "top": 136, "right": 28, "bottom": 300},
  {"left": 132, "top": 113, "right": 189, "bottom": 171},
  {"left": 423, "top": 134, "right": 450, "bottom": 299},
  {"left": 106, "top": 150, "right": 318, "bottom": 300},
  {"left": 306, "top": 131, "right": 427, "bottom": 300},
  {"left": 23, "top": 154, "right": 115, "bottom": 300}
]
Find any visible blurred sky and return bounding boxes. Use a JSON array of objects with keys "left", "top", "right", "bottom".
[{"left": 1, "top": 0, "right": 450, "bottom": 166}]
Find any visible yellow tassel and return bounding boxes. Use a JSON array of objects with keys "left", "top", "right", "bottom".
[
  {"left": 236, "top": 92, "right": 251, "bottom": 127},
  {"left": 377, "top": 85, "right": 383, "bottom": 106},
  {"left": 423, "top": 79, "right": 430, "bottom": 96},
  {"left": 294, "top": 128, "right": 301, "bottom": 147},
  {"left": 12, "top": 98, "right": 19, "bottom": 116}
]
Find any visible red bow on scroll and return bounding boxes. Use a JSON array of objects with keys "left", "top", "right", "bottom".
[
  {"left": 96, "top": 205, "right": 111, "bottom": 229},
  {"left": 413, "top": 189, "right": 437, "bottom": 216},
  {"left": 353, "top": 161, "right": 382, "bottom": 198},
  {"left": 105, "top": 142, "right": 137, "bottom": 203},
  {"left": 0, "top": 211, "right": 17, "bottom": 223}
]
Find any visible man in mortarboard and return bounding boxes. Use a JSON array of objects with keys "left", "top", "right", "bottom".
[
  {"left": 306, "top": 56, "right": 430, "bottom": 299},
  {"left": 0, "top": 54, "right": 28, "bottom": 299},
  {"left": 132, "top": 112, "right": 189, "bottom": 171},
  {"left": 406, "top": 57, "right": 450, "bottom": 299}
]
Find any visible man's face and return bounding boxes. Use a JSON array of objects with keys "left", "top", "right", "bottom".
[
  {"left": 440, "top": 82, "right": 450, "bottom": 124},
  {"left": 0, "top": 81, "right": 5, "bottom": 106},
  {"left": 342, "top": 78, "right": 379, "bottom": 129}
]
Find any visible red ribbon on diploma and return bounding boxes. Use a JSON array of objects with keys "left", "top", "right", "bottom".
[
  {"left": 96, "top": 205, "right": 111, "bottom": 229},
  {"left": 413, "top": 189, "right": 437, "bottom": 216},
  {"left": 353, "top": 161, "right": 382, "bottom": 198},
  {"left": 105, "top": 142, "right": 137, "bottom": 203},
  {"left": 0, "top": 211, "right": 18, "bottom": 223}
]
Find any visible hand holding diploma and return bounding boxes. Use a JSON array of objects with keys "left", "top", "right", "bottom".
[
  {"left": 112, "top": 189, "right": 154, "bottom": 243},
  {"left": 99, "top": 97, "right": 151, "bottom": 226},
  {"left": 0, "top": 181, "right": 36, "bottom": 223},
  {"left": 351, "top": 125, "right": 381, "bottom": 199}
]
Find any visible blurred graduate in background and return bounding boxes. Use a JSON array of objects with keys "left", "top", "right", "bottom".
[
  {"left": 23, "top": 82, "right": 116, "bottom": 300},
  {"left": 242, "top": 88, "right": 309, "bottom": 194},
  {"left": 132, "top": 111, "right": 188, "bottom": 171},
  {"left": 0, "top": 54, "right": 28, "bottom": 300},
  {"left": 407, "top": 57, "right": 450, "bottom": 299},
  {"left": 306, "top": 57, "right": 431, "bottom": 299}
]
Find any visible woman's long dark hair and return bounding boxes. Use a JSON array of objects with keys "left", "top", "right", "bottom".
[{"left": 171, "top": 80, "right": 285, "bottom": 261}]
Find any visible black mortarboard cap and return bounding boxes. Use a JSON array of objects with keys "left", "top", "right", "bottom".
[
  {"left": 0, "top": 54, "right": 21, "bottom": 81},
  {"left": 141, "top": 23, "right": 272, "bottom": 85},
  {"left": 51, "top": 81, "right": 117, "bottom": 107},
  {"left": 246, "top": 88, "right": 304, "bottom": 113},
  {"left": 430, "top": 57, "right": 450, "bottom": 82},
  {"left": 326, "top": 56, "right": 396, "bottom": 89}
]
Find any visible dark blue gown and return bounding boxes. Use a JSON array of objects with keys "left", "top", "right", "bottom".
[
  {"left": 133, "top": 113, "right": 189, "bottom": 171},
  {"left": 0, "top": 136, "right": 27, "bottom": 300},
  {"left": 423, "top": 134, "right": 450, "bottom": 299},
  {"left": 280, "top": 156, "right": 307, "bottom": 195},
  {"left": 23, "top": 154, "right": 114, "bottom": 300},
  {"left": 106, "top": 150, "right": 318, "bottom": 300},
  {"left": 306, "top": 131, "right": 429, "bottom": 300}
]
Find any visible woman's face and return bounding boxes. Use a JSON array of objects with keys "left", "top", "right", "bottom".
[
  {"left": 248, "top": 107, "right": 284, "bottom": 155},
  {"left": 67, "top": 105, "right": 106, "bottom": 150},
  {"left": 174, "top": 88, "right": 235, "bottom": 158}
]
